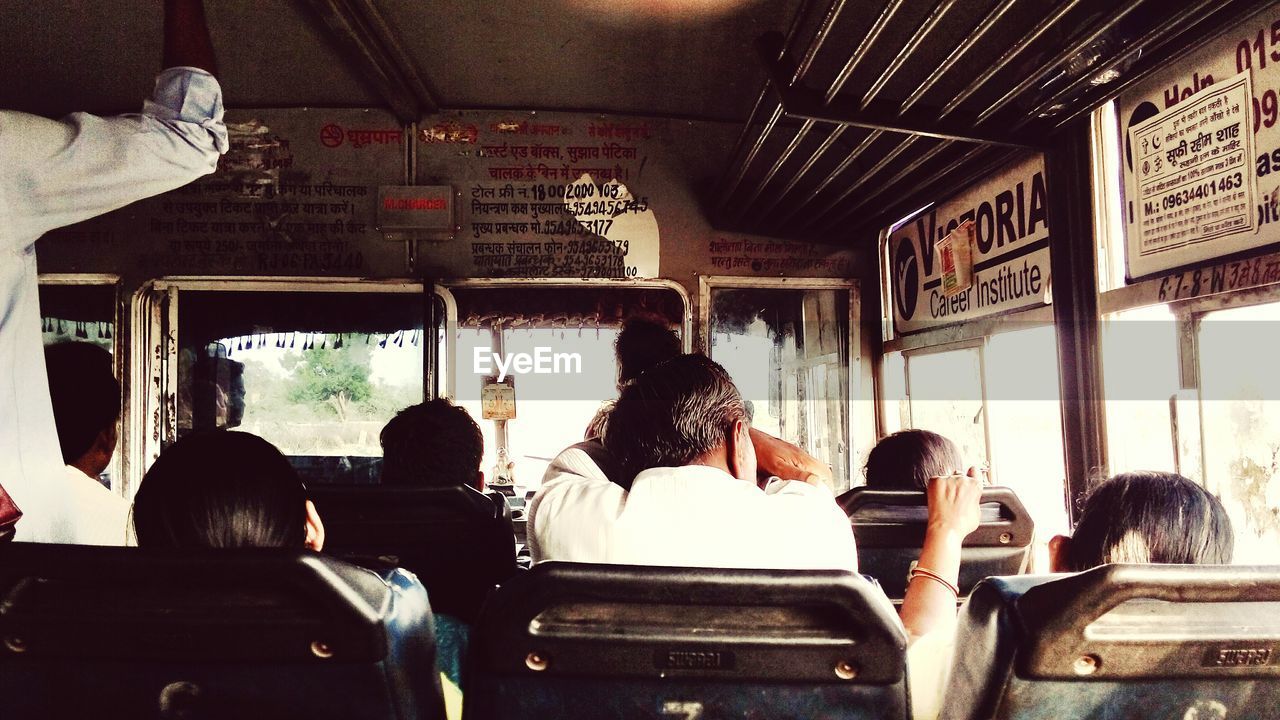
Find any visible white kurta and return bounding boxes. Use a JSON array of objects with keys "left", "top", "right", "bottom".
[
  {"left": 529, "top": 459, "right": 859, "bottom": 571},
  {"left": 0, "top": 67, "right": 227, "bottom": 542}
]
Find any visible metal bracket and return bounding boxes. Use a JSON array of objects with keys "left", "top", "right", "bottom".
[{"left": 755, "top": 33, "right": 1042, "bottom": 150}]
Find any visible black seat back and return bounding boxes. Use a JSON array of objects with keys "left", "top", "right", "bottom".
[
  {"left": 464, "top": 562, "right": 909, "bottom": 720},
  {"left": 311, "top": 485, "right": 518, "bottom": 623},
  {"left": 0, "top": 543, "right": 445, "bottom": 720},
  {"left": 838, "top": 486, "right": 1034, "bottom": 600},
  {"left": 944, "top": 564, "right": 1280, "bottom": 720}
]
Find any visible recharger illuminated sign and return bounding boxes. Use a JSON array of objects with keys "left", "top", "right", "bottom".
[
  {"left": 377, "top": 185, "right": 454, "bottom": 231},
  {"left": 885, "top": 154, "right": 1051, "bottom": 335}
]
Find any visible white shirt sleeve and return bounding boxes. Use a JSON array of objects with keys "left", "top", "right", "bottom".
[
  {"left": 2, "top": 66, "right": 228, "bottom": 247},
  {"left": 528, "top": 445, "right": 623, "bottom": 564},
  {"left": 763, "top": 478, "right": 860, "bottom": 572}
]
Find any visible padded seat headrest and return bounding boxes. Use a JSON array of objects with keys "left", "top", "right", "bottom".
[{"left": 0, "top": 544, "right": 392, "bottom": 663}]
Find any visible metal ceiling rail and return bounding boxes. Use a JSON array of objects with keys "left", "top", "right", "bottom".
[
  {"left": 757, "top": 0, "right": 1018, "bottom": 224},
  {"left": 835, "top": 0, "right": 1252, "bottom": 239},
  {"left": 814, "top": 0, "right": 1159, "bottom": 235},
  {"left": 788, "top": 0, "right": 1090, "bottom": 233},
  {"left": 829, "top": 0, "right": 1261, "bottom": 237},
  {"left": 758, "top": 37, "right": 1040, "bottom": 146},
  {"left": 860, "top": 0, "right": 961, "bottom": 111},
  {"left": 350, "top": 0, "right": 439, "bottom": 115},
  {"left": 1029, "top": 0, "right": 1261, "bottom": 128},
  {"left": 756, "top": 0, "right": 975, "bottom": 228},
  {"left": 734, "top": 0, "right": 973, "bottom": 224},
  {"left": 303, "top": 0, "right": 438, "bottom": 123},
  {"left": 726, "top": 0, "right": 856, "bottom": 218},
  {"left": 897, "top": 0, "right": 1021, "bottom": 116},
  {"left": 767, "top": 0, "right": 1079, "bottom": 232},
  {"left": 712, "top": 0, "right": 838, "bottom": 215},
  {"left": 969, "top": 0, "right": 1150, "bottom": 125}
]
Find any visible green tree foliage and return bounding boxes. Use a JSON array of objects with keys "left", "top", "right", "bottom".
[{"left": 286, "top": 345, "right": 373, "bottom": 422}]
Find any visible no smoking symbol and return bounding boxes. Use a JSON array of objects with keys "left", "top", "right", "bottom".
[{"left": 320, "top": 124, "right": 344, "bottom": 148}]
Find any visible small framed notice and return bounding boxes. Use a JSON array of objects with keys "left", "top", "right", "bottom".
[
  {"left": 481, "top": 380, "right": 516, "bottom": 420},
  {"left": 936, "top": 219, "right": 976, "bottom": 298},
  {"left": 1125, "top": 70, "right": 1258, "bottom": 279}
]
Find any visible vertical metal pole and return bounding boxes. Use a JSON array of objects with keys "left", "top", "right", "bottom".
[
  {"left": 1045, "top": 118, "right": 1108, "bottom": 523},
  {"left": 424, "top": 278, "right": 438, "bottom": 401}
]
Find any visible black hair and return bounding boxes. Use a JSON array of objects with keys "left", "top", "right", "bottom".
[
  {"left": 133, "top": 431, "right": 308, "bottom": 549},
  {"left": 44, "top": 342, "right": 120, "bottom": 465},
  {"left": 1065, "top": 471, "right": 1234, "bottom": 570},
  {"left": 864, "top": 429, "right": 962, "bottom": 491},
  {"left": 604, "top": 354, "right": 747, "bottom": 480},
  {"left": 615, "top": 313, "right": 681, "bottom": 386},
  {"left": 379, "top": 399, "right": 484, "bottom": 487}
]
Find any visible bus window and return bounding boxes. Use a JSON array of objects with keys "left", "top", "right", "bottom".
[
  {"left": 449, "top": 284, "right": 687, "bottom": 494},
  {"left": 904, "top": 345, "right": 987, "bottom": 471},
  {"left": 38, "top": 280, "right": 120, "bottom": 492},
  {"left": 175, "top": 289, "right": 432, "bottom": 485},
  {"left": 984, "top": 326, "right": 1069, "bottom": 543},
  {"left": 898, "top": 327, "right": 1068, "bottom": 565},
  {"left": 1102, "top": 305, "right": 1180, "bottom": 474},
  {"left": 39, "top": 283, "right": 115, "bottom": 354},
  {"left": 1197, "top": 301, "right": 1280, "bottom": 564},
  {"left": 707, "top": 284, "right": 853, "bottom": 491},
  {"left": 879, "top": 350, "right": 908, "bottom": 437}
]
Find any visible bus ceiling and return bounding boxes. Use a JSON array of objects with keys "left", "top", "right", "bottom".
[{"left": 1, "top": 0, "right": 1273, "bottom": 244}]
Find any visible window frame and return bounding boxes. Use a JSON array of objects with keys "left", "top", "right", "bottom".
[
  {"left": 1091, "top": 98, "right": 1280, "bottom": 483},
  {"left": 131, "top": 276, "right": 450, "bottom": 494},
  {"left": 439, "top": 277, "right": 691, "bottom": 475},
  {"left": 697, "top": 275, "right": 863, "bottom": 486},
  {"left": 38, "top": 273, "right": 125, "bottom": 496}
]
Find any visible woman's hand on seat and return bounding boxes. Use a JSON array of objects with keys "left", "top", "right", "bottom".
[{"left": 925, "top": 469, "right": 983, "bottom": 539}]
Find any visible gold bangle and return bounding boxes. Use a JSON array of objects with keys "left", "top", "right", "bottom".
[{"left": 908, "top": 566, "right": 960, "bottom": 596}]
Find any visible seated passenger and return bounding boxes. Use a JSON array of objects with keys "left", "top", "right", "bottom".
[
  {"left": 132, "top": 430, "right": 323, "bottom": 550},
  {"left": 531, "top": 353, "right": 857, "bottom": 570},
  {"left": 381, "top": 399, "right": 485, "bottom": 491},
  {"left": 379, "top": 398, "right": 488, "bottom": 688},
  {"left": 546, "top": 314, "right": 831, "bottom": 492},
  {"left": 1049, "top": 470, "right": 1233, "bottom": 571},
  {"left": 864, "top": 429, "right": 963, "bottom": 490},
  {"left": 842, "top": 428, "right": 985, "bottom": 720},
  {"left": 132, "top": 430, "right": 465, "bottom": 719},
  {"left": 42, "top": 342, "right": 131, "bottom": 545}
]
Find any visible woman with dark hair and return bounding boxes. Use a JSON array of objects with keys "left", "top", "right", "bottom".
[
  {"left": 863, "top": 429, "right": 963, "bottom": 490},
  {"left": 1050, "top": 471, "right": 1233, "bottom": 571},
  {"left": 133, "top": 430, "right": 323, "bottom": 550}
]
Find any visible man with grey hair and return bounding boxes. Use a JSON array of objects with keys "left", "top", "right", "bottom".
[{"left": 529, "top": 353, "right": 856, "bottom": 569}]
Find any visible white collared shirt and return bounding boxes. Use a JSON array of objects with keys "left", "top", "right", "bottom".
[
  {"left": 50, "top": 466, "right": 130, "bottom": 547},
  {"left": 0, "top": 67, "right": 227, "bottom": 542},
  {"left": 529, "top": 458, "right": 858, "bottom": 571}
]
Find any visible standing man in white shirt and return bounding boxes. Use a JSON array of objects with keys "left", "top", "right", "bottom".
[
  {"left": 530, "top": 354, "right": 858, "bottom": 570},
  {"left": 43, "top": 343, "right": 131, "bottom": 545},
  {"left": 0, "top": 0, "right": 228, "bottom": 542}
]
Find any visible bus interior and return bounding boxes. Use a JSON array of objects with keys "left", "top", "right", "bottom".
[{"left": 6, "top": 0, "right": 1280, "bottom": 718}]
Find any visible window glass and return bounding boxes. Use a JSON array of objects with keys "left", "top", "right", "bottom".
[
  {"left": 708, "top": 287, "right": 852, "bottom": 491},
  {"left": 1198, "top": 301, "right": 1280, "bottom": 564},
  {"left": 39, "top": 284, "right": 116, "bottom": 354},
  {"left": 455, "top": 326, "right": 619, "bottom": 493},
  {"left": 985, "top": 326, "right": 1069, "bottom": 543},
  {"left": 450, "top": 285, "right": 686, "bottom": 495},
  {"left": 38, "top": 283, "right": 119, "bottom": 491},
  {"left": 880, "top": 350, "right": 907, "bottom": 438},
  {"left": 905, "top": 347, "right": 987, "bottom": 470},
  {"left": 1102, "top": 305, "right": 1180, "bottom": 474},
  {"left": 177, "top": 290, "right": 427, "bottom": 485}
]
